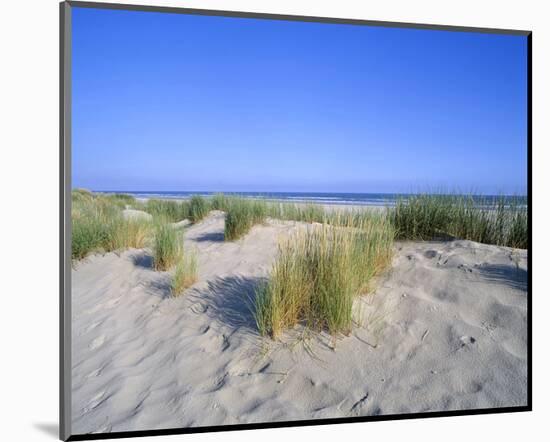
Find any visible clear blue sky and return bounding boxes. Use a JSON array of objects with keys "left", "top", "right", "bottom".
[{"left": 72, "top": 7, "right": 528, "bottom": 194}]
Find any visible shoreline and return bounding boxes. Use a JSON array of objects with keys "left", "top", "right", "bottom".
[
  {"left": 131, "top": 195, "right": 391, "bottom": 209},
  {"left": 87, "top": 191, "right": 528, "bottom": 211}
]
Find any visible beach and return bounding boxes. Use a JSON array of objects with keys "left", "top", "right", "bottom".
[
  {"left": 71, "top": 208, "right": 528, "bottom": 434},
  {"left": 63, "top": 9, "right": 531, "bottom": 439}
]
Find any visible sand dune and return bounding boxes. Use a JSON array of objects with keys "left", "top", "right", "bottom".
[{"left": 71, "top": 211, "right": 527, "bottom": 434}]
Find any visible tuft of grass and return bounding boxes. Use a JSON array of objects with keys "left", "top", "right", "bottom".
[
  {"left": 390, "top": 194, "right": 527, "bottom": 248},
  {"left": 109, "top": 218, "right": 152, "bottom": 250},
  {"left": 144, "top": 199, "right": 189, "bottom": 222},
  {"left": 106, "top": 193, "right": 136, "bottom": 206},
  {"left": 267, "top": 202, "right": 325, "bottom": 224},
  {"left": 71, "top": 191, "right": 154, "bottom": 260},
  {"left": 189, "top": 195, "right": 209, "bottom": 222},
  {"left": 506, "top": 204, "right": 528, "bottom": 249},
  {"left": 72, "top": 216, "right": 115, "bottom": 260},
  {"left": 72, "top": 188, "right": 93, "bottom": 201},
  {"left": 224, "top": 198, "right": 267, "bottom": 241},
  {"left": 255, "top": 214, "right": 394, "bottom": 338},
  {"left": 391, "top": 194, "right": 452, "bottom": 240},
  {"left": 210, "top": 193, "right": 229, "bottom": 211},
  {"left": 71, "top": 192, "right": 122, "bottom": 259},
  {"left": 152, "top": 222, "right": 183, "bottom": 271},
  {"left": 171, "top": 253, "right": 198, "bottom": 296}
]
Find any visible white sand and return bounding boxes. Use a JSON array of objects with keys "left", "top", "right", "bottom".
[{"left": 71, "top": 211, "right": 528, "bottom": 434}]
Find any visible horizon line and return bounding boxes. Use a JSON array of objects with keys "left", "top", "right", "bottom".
[{"left": 79, "top": 189, "right": 528, "bottom": 197}]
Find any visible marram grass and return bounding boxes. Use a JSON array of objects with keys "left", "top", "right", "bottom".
[
  {"left": 390, "top": 194, "right": 527, "bottom": 248},
  {"left": 108, "top": 218, "right": 152, "bottom": 250},
  {"left": 71, "top": 191, "right": 152, "bottom": 260},
  {"left": 224, "top": 198, "right": 268, "bottom": 241},
  {"left": 255, "top": 214, "right": 394, "bottom": 338},
  {"left": 171, "top": 253, "right": 198, "bottom": 296},
  {"left": 210, "top": 193, "right": 230, "bottom": 211},
  {"left": 189, "top": 195, "right": 209, "bottom": 222},
  {"left": 144, "top": 198, "right": 189, "bottom": 222},
  {"left": 152, "top": 221, "right": 183, "bottom": 271}
]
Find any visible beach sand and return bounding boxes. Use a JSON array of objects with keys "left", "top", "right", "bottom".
[{"left": 71, "top": 210, "right": 528, "bottom": 434}]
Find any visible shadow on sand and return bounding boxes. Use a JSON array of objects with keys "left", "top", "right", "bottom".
[
  {"left": 478, "top": 264, "right": 527, "bottom": 291},
  {"left": 189, "top": 275, "right": 266, "bottom": 333},
  {"left": 129, "top": 252, "right": 154, "bottom": 269},
  {"left": 143, "top": 276, "right": 173, "bottom": 300},
  {"left": 190, "top": 232, "right": 225, "bottom": 243}
]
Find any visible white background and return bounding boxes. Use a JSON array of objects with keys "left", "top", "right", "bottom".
[{"left": 1, "top": 0, "right": 548, "bottom": 440}]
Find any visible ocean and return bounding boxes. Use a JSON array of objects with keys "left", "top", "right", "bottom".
[{"left": 96, "top": 191, "right": 527, "bottom": 208}]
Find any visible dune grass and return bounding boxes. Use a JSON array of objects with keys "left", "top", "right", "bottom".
[
  {"left": 72, "top": 187, "right": 94, "bottom": 201},
  {"left": 189, "top": 195, "right": 209, "bottom": 222},
  {"left": 71, "top": 191, "right": 153, "bottom": 260},
  {"left": 144, "top": 199, "right": 189, "bottom": 222},
  {"left": 171, "top": 253, "right": 198, "bottom": 296},
  {"left": 104, "top": 193, "right": 136, "bottom": 208},
  {"left": 152, "top": 221, "right": 183, "bottom": 271},
  {"left": 72, "top": 191, "right": 198, "bottom": 283},
  {"left": 268, "top": 202, "right": 326, "bottom": 224},
  {"left": 72, "top": 215, "right": 116, "bottom": 260},
  {"left": 255, "top": 214, "right": 394, "bottom": 338},
  {"left": 222, "top": 196, "right": 329, "bottom": 241},
  {"left": 210, "top": 193, "right": 229, "bottom": 211},
  {"left": 141, "top": 195, "right": 209, "bottom": 223},
  {"left": 224, "top": 198, "right": 268, "bottom": 241},
  {"left": 390, "top": 194, "right": 527, "bottom": 248},
  {"left": 108, "top": 218, "right": 152, "bottom": 250}
]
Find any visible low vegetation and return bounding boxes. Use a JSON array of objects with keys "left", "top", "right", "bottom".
[
  {"left": 152, "top": 221, "right": 183, "bottom": 271},
  {"left": 189, "top": 195, "right": 208, "bottom": 222},
  {"left": 224, "top": 198, "right": 268, "bottom": 241},
  {"left": 171, "top": 253, "right": 198, "bottom": 296},
  {"left": 105, "top": 193, "right": 136, "bottom": 208},
  {"left": 72, "top": 189, "right": 528, "bottom": 339},
  {"left": 143, "top": 198, "right": 189, "bottom": 222},
  {"left": 207, "top": 193, "right": 527, "bottom": 250},
  {"left": 71, "top": 191, "right": 152, "bottom": 260},
  {"left": 390, "top": 194, "right": 527, "bottom": 248},
  {"left": 210, "top": 193, "right": 230, "bottom": 211},
  {"left": 254, "top": 214, "right": 395, "bottom": 338},
  {"left": 71, "top": 191, "right": 213, "bottom": 261},
  {"left": 110, "top": 218, "right": 151, "bottom": 250},
  {"left": 267, "top": 202, "right": 326, "bottom": 224}
]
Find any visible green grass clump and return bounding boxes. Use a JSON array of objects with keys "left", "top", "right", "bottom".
[
  {"left": 72, "top": 188, "right": 93, "bottom": 202},
  {"left": 144, "top": 195, "right": 208, "bottom": 223},
  {"left": 255, "top": 214, "right": 394, "bottom": 338},
  {"left": 144, "top": 199, "right": 189, "bottom": 222},
  {"left": 267, "top": 202, "right": 326, "bottom": 223},
  {"left": 171, "top": 253, "right": 198, "bottom": 296},
  {"left": 298, "top": 203, "right": 326, "bottom": 223},
  {"left": 72, "top": 215, "right": 115, "bottom": 260},
  {"left": 189, "top": 195, "right": 209, "bottom": 222},
  {"left": 109, "top": 218, "right": 152, "bottom": 250},
  {"left": 210, "top": 193, "right": 229, "bottom": 211},
  {"left": 72, "top": 192, "right": 122, "bottom": 259},
  {"left": 506, "top": 205, "right": 528, "bottom": 249},
  {"left": 71, "top": 190, "right": 153, "bottom": 260},
  {"left": 105, "top": 193, "right": 136, "bottom": 207},
  {"left": 152, "top": 222, "right": 183, "bottom": 271},
  {"left": 224, "top": 198, "right": 268, "bottom": 241},
  {"left": 390, "top": 194, "right": 527, "bottom": 248},
  {"left": 391, "top": 194, "right": 453, "bottom": 240}
]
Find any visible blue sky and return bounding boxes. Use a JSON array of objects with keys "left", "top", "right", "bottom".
[{"left": 72, "top": 7, "right": 528, "bottom": 194}]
